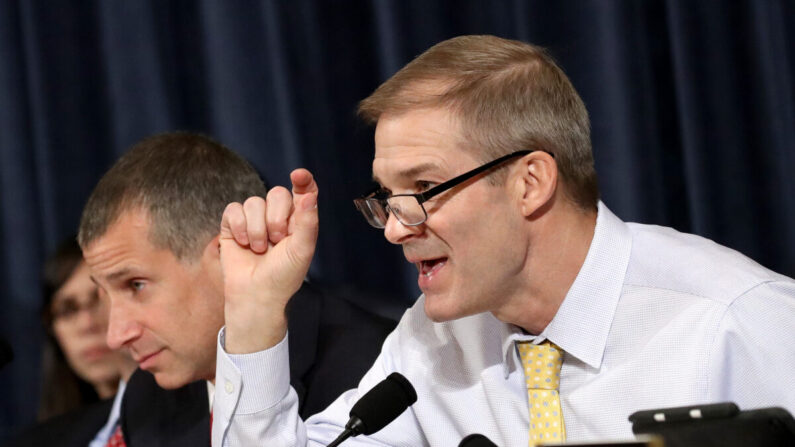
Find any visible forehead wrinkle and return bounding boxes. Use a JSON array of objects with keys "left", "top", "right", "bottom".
[{"left": 84, "top": 239, "right": 142, "bottom": 285}]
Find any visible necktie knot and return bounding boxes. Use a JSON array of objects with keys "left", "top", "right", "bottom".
[{"left": 517, "top": 340, "right": 563, "bottom": 390}]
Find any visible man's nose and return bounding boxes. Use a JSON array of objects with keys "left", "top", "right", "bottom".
[
  {"left": 105, "top": 303, "right": 142, "bottom": 350},
  {"left": 383, "top": 213, "right": 422, "bottom": 245}
]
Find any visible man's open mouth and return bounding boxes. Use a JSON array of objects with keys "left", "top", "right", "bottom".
[{"left": 420, "top": 257, "right": 447, "bottom": 277}]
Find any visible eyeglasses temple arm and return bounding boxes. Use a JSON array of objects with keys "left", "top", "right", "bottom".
[{"left": 417, "top": 150, "right": 534, "bottom": 203}]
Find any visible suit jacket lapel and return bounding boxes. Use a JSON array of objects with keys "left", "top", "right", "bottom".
[{"left": 121, "top": 369, "right": 210, "bottom": 447}]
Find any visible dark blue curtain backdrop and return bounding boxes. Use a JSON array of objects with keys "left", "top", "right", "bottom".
[{"left": 1, "top": 0, "right": 793, "bottom": 439}]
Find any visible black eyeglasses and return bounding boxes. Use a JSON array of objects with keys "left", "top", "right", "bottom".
[{"left": 354, "top": 150, "right": 545, "bottom": 229}]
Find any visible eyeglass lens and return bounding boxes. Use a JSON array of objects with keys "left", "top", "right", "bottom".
[
  {"left": 386, "top": 196, "right": 427, "bottom": 226},
  {"left": 355, "top": 198, "right": 388, "bottom": 228},
  {"left": 355, "top": 195, "right": 429, "bottom": 229}
]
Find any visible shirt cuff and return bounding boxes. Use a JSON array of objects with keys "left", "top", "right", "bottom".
[{"left": 215, "top": 326, "right": 291, "bottom": 415}]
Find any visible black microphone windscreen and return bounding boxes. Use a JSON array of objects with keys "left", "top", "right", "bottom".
[
  {"left": 0, "top": 336, "right": 13, "bottom": 370},
  {"left": 349, "top": 372, "right": 417, "bottom": 435},
  {"left": 459, "top": 434, "right": 498, "bottom": 447}
]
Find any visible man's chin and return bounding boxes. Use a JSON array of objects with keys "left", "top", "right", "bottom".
[
  {"left": 152, "top": 370, "right": 192, "bottom": 389},
  {"left": 423, "top": 294, "right": 463, "bottom": 323}
]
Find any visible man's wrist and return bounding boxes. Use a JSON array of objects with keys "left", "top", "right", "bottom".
[{"left": 224, "top": 303, "right": 288, "bottom": 354}]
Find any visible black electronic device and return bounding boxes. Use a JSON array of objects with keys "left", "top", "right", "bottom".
[
  {"left": 538, "top": 438, "right": 662, "bottom": 447},
  {"left": 630, "top": 402, "right": 795, "bottom": 447},
  {"left": 459, "top": 433, "right": 662, "bottom": 446}
]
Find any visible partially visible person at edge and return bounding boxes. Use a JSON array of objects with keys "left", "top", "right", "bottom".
[
  {"left": 75, "top": 132, "right": 395, "bottom": 446},
  {"left": 211, "top": 35, "right": 795, "bottom": 446},
  {"left": 8, "top": 238, "right": 137, "bottom": 447}
]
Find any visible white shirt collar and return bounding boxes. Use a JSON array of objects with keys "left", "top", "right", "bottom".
[{"left": 500, "top": 202, "right": 632, "bottom": 374}]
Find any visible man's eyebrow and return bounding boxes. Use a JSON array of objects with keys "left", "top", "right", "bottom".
[
  {"left": 372, "top": 162, "right": 441, "bottom": 184},
  {"left": 93, "top": 268, "right": 133, "bottom": 284}
]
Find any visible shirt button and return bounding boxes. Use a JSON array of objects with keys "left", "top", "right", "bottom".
[{"left": 224, "top": 380, "right": 234, "bottom": 394}]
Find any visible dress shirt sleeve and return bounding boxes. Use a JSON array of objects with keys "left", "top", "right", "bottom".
[
  {"left": 212, "top": 328, "right": 314, "bottom": 446},
  {"left": 707, "top": 280, "right": 795, "bottom": 413},
  {"left": 213, "top": 323, "right": 425, "bottom": 447},
  {"left": 213, "top": 327, "right": 312, "bottom": 446}
]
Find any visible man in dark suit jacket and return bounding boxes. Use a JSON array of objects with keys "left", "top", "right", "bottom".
[{"left": 25, "top": 132, "right": 397, "bottom": 447}]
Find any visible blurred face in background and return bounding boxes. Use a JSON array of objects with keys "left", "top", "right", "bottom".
[{"left": 50, "top": 261, "right": 133, "bottom": 396}]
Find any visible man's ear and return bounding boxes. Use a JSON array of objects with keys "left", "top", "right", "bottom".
[
  {"left": 513, "top": 151, "right": 558, "bottom": 217},
  {"left": 201, "top": 234, "right": 222, "bottom": 263}
]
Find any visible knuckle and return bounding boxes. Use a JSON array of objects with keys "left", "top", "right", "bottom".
[
  {"left": 266, "top": 186, "right": 291, "bottom": 201},
  {"left": 243, "top": 195, "right": 265, "bottom": 207},
  {"left": 243, "top": 197, "right": 266, "bottom": 216},
  {"left": 228, "top": 213, "right": 246, "bottom": 231},
  {"left": 223, "top": 201, "right": 242, "bottom": 215},
  {"left": 248, "top": 220, "right": 266, "bottom": 237}
]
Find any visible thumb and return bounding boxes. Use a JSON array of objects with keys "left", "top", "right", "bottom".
[{"left": 289, "top": 191, "right": 319, "bottom": 262}]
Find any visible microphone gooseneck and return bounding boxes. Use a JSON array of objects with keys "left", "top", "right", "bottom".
[
  {"left": 326, "top": 429, "right": 353, "bottom": 447},
  {"left": 326, "top": 372, "right": 417, "bottom": 446}
]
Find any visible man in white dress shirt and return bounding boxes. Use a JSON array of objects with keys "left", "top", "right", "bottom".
[{"left": 212, "top": 35, "right": 795, "bottom": 446}]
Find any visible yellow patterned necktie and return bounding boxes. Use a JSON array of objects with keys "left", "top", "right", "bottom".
[{"left": 517, "top": 340, "right": 565, "bottom": 446}]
